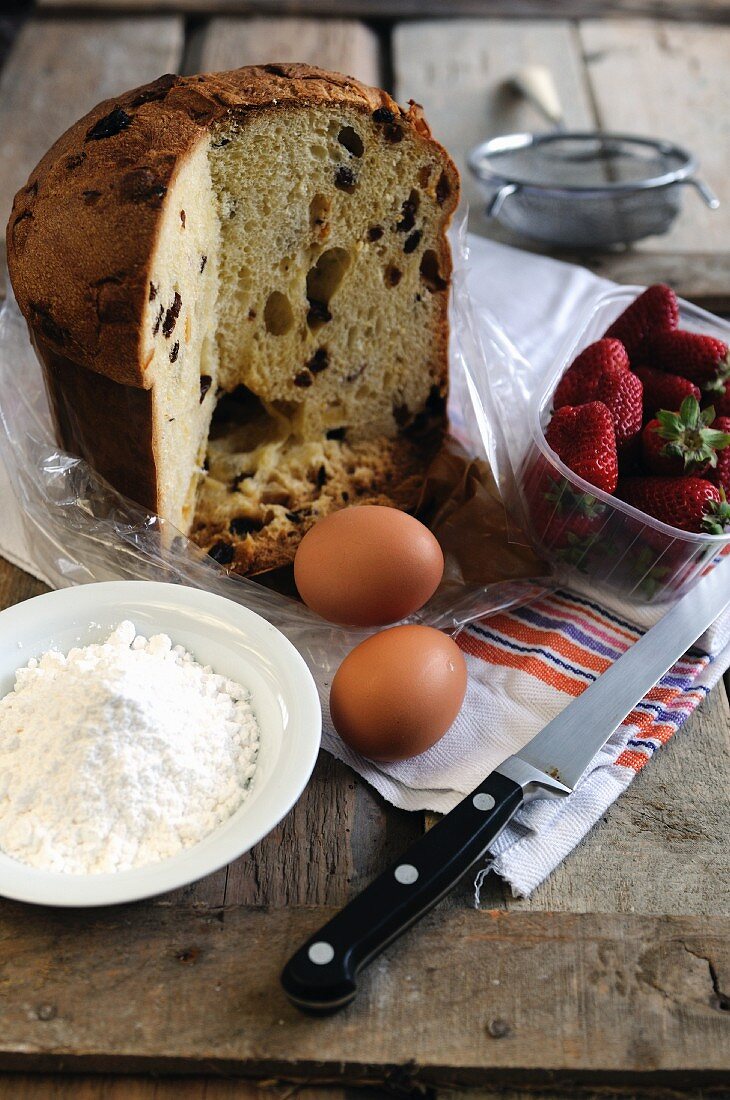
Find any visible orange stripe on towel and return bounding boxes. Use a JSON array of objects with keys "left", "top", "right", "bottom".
[
  {"left": 486, "top": 616, "right": 612, "bottom": 675},
  {"left": 615, "top": 749, "right": 652, "bottom": 772},
  {"left": 456, "top": 632, "right": 585, "bottom": 697}
]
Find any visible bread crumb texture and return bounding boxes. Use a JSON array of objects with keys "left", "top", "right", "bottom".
[{"left": 7, "top": 64, "right": 459, "bottom": 574}]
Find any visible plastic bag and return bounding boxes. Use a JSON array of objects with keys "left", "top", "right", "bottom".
[{"left": 0, "top": 227, "right": 547, "bottom": 695}]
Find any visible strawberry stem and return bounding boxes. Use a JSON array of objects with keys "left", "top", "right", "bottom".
[{"left": 654, "top": 396, "right": 730, "bottom": 470}]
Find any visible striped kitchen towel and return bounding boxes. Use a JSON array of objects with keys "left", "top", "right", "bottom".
[{"left": 321, "top": 577, "right": 726, "bottom": 896}]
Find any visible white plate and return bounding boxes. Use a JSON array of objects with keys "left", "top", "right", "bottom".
[{"left": 0, "top": 581, "right": 321, "bottom": 907}]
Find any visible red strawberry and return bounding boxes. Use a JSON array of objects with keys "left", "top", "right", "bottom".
[
  {"left": 553, "top": 339, "right": 629, "bottom": 409},
  {"left": 544, "top": 402, "right": 618, "bottom": 494},
  {"left": 595, "top": 367, "right": 643, "bottom": 459},
  {"left": 617, "top": 476, "right": 724, "bottom": 533},
  {"left": 641, "top": 397, "right": 730, "bottom": 476},
  {"left": 708, "top": 416, "right": 730, "bottom": 493},
  {"left": 644, "top": 330, "right": 730, "bottom": 392},
  {"left": 526, "top": 472, "right": 609, "bottom": 569},
  {"left": 633, "top": 364, "right": 700, "bottom": 422},
  {"left": 605, "top": 284, "right": 679, "bottom": 360}
]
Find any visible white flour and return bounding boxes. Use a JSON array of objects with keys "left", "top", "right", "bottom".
[{"left": 0, "top": 621, "right": 259, "bottom": 874}]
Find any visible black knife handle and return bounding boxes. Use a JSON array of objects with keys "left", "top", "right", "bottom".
[{"left": 281, "top": 770, "right": 523, "bottom": 1014}]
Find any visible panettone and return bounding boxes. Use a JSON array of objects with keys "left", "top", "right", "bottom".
[{"left": 7, "top": 63, "right": 459, "bottom": 573}]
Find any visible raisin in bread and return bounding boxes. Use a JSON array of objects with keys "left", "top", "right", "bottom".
[{"left": 7, "top": 64, "right": 459, "bottom": 573}]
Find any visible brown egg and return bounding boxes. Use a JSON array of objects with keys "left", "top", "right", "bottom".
[
  {"left": 330, "top": 625, "right": 467, "bottom": 761},
  {"left": 294, "top": 506, "right": 444, "bottom": 627}
]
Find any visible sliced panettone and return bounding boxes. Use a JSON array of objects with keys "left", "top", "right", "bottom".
[{"left": 7, "top": 64, "right": 459, "bottom": 574}]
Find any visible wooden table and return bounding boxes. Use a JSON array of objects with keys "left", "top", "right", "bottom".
[{"left": 0, "top": 4, "right": 728, "bottom": 1097}]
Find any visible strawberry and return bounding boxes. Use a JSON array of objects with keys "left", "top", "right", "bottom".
[
  {"left": 617, "top": 476, "right": 724, "bottom": 534},
  {"left": 553, "top": 339, "right": 629, "bottom": 409},
  {"left": 605, "top": 284, "right": 678, "bottom": 360},
  {"left": 595, "top": 367, "right": 643, "bottom": 459},
  {"left": 633, "top": 364, "right": 700, "bottom": 422},
  {"left": 708, "top": 416, "right": 730, "bottom": 493},
  {"left": 641, "top": 397, "right": 730, "bottom": 476},
  {"left": 544, "top": 402, "right": 618, "bottom": 494},
  {"left": 644, "top": 330, "right": 730, "bottom": 393},
  {"left": 526, "top": 476, "right": 608, "bottom": 570}
]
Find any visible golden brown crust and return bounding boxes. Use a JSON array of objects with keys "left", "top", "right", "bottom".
[
  {"left": 7, "top": 64, "right": 446, "bottom": 388},
  {"left": 7, "top": 63, "right": 460, "bottom": 565},
  {"left": 41, "top": 345, "right": 159, "bottom": 512}
]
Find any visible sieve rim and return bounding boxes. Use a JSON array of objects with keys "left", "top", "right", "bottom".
[{"left": 468, "top": 131, "right": 697, "bottom": 196}]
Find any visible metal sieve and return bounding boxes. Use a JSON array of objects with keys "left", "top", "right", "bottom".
[{"left": 468, "top": 131, "right": 719, "bottom": 250}]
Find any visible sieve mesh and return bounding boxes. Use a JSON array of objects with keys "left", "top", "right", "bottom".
[{"left": 468, "top": 133, "right": 711, "bottom": 249}]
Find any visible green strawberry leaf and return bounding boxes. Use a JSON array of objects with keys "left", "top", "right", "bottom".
[
  {"left": 702, "top": 489, "right": 730, "bottom": 535},
  {"left": 654, "top": 395, "right": 730, "bottom": 470}
]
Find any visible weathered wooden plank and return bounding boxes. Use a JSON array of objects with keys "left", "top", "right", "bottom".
[
  {"left": 578, "top": 19, "right": 730, "bottom": 255},
  {"left": 393, "top": 19, "right": 597, "bottom": 235},
  {"left": 436, "top": 1090, "right": 724, "bottom": 1100},
  {"left": 431, "top": 679, "right": 730, "bottom": 916},
  {"left": 0, "top": 16, "right": 185, "bottom": 226},
  {"left": 0, "top": 1078, "right": 371, "bottom": 1099},
  {"left": 219, "top": 751, "right": 421, "bottom": 906},
  {"left": 578, "top": 250, "right": 730, "bottom": 312},
  {"left": 0, "top": 1082, "right": 718, "bottom": 1100},
  {"left": 0, "top": 558, "right": 46, "bottom": 612},
  {"left": 503, "top": 686, "right": 730, "bottom": 915},
  {"left": 0, "top": 906, "right": 727, "bottom": 1084},
  {"left": 32, "top": 0, "right": 730, "bottom": 23},
  {"left": 393, "top": 18, "right": 730, "bottom": 309},
  {"left": 199, "top": 16, "right": 380, "bottom": 84}
]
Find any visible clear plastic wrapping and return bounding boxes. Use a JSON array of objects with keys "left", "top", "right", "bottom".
[{"left": 0, "top": 228, "right": 547, "bottom": 702}]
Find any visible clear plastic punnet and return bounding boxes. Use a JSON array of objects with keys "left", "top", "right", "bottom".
[{"left": 520, "top": 288, "right": 730, "bottom": 603}]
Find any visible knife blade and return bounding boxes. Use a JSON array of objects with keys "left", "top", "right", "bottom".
[
  {"left": 510, "top": 553, "right": 730, "bottom": 789},
  {"left": 281, "top": 556, "right": 730, "bottom": 1014}
]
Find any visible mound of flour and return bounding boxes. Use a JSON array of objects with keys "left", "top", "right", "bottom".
[{"left": 0, "top": 621, "right": 259, "bottom": 874}]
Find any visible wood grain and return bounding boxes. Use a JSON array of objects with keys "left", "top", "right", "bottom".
[
  {"left": 574, "top": 249, "right": 730, "bottom": 312},
  {"left": 0, "top": 16, "right": 184, "bottom": 226},
  {"left": 0, "top": 905, "right": 727, "bottom": 1085},
  {"left": 499, "top": 687, "right": 730, "bottom": 916},
  {"left": 198, "top": 16, "right": 380, "bottom": 84},
  {"left": 0, "top": 560, "right": 46, "bottom": 612},
  {"left": 32, "top": 0, "right": 730, "bottom": 22},
  {"left": 394, "top": 18, "right": 596, "bottom": 233},
  {"left": 0, "top": 1079, "right": 378, "bottom": 1100},
  {"left": 393, "top": 17, "right": 730, "bottom": 308},
  {"left": 0, "top": 1078, "right": 378, "bottom": 1099},
  {"left": 0, "top": 1082, "right": 721, "bottom": 1100},
  {"left": 578, "top": 19, "right": 730, "bottom": 255}
]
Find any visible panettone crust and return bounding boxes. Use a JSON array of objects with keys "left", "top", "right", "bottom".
[
  {"left": 7, "top": 64, "right": 452, "bottom": 388},
  {"left": 6, "top": 64, "right": 460, "bottom": 572}
]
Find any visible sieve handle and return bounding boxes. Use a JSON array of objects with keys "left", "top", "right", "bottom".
[
  {"left": 682, "top": 177, "right": 720, "bottom": 210},
  {"left": 507, "top": 65, "right": 564, "bottom": 130},
  {"left": 486, "top": 183, "right": 520, "bottom": 219}
]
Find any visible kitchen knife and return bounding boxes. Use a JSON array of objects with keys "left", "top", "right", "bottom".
[{"left": 281, "top": 556, "right": 730, "bottom": 1014}]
